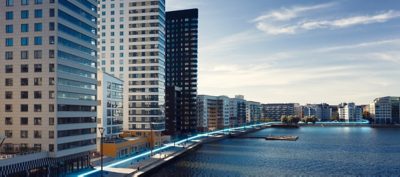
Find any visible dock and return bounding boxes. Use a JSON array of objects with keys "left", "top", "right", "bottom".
[{"left": 265, "top": 136, "right": 298, "bottom": 141}]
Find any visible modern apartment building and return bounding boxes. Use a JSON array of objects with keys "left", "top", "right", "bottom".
[
  {"left": 165, "top": 9, "right": 198, "bottom": 136},
  {"left": 302, "top": 103, "right": 332, "bottom": 121},
  {"left": 97, "top": 0, "right": 166, "bottom": 147},
  {"left": 246, "top": 101, "right": 262, "bottom": 123},
  {"left": 197, "top": 95, "right": 230, "bottom": 131},
  {"left": 0, "top": 0, "right": 98, "bottom": 175},
  {"left": 229, "top": 95, "right": 247, "bottom": 127},
  {"left": 261, "top": 103, "right": 301, "bottom": 120},
  {"left": 97, "top": 70, "right": 123, "bottom": 140},
  {"left": 370, "top": 96, "right": 400, "bottom": 124},
  {"left": 338, "top": 102, "right": 362, "bottom": 122}
]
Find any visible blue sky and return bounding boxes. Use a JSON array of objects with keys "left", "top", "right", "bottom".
[{"left": 167, "top": 0, "right": 400, "bottom": 105}]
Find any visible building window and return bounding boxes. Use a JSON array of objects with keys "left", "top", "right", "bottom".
[
  {"left": 5, "top": 78, "right": 13, "bottom": 86},
  {"left": 21, "top": 10, "right": 29, "bottom": 19},
  {"left": 34, "top": 104, "right": 42, "bottom": 112},
  {"left": 20, "top": 104, "right": 28, "bottom": 112},
  {"left": 49, "top": 104, "right": 54, "bottom": 112},
  {"left": 49, "top": 131, "right": 54, "bottom": 139},
  {"left": 49, "top": 64, "right": 55, "bottom": 72},
  {"left": 34, "top": 23, "right": 42, "bottom": 31},
  {"left": 21, "top": 24, "right": 29, "bottom": 32},
  {"left": 21, "top": 0, "right": 28, "bottom": 5},
  {"left": 34, "top": 50, "right": 42, "bottom": 59},
  {"left": 6, "top": 25, "right": 13, "bottom": 33},
  {"left": 5, "top": 51, "right": 13, "bottom": 60},
  {"left": 21, "top": 37, "right": 29, "bottom": 46},
  {"left": 21, "top": 91, "right": 28, "bottom": 99},
  {"left": 49, "top": 144, "right": 54, "bottom": 152},
  {"left": 5, "top": 38, "right": 13, "bottom": 46},
  {"left": 5, "top": 104, "right": 13, "bottom": 112},
  {"left": 34, "top": 131, "right": 42, "bottom": 139},
  {"left": 34, "top": 91, "right": 42, "bottom": 99},
  {"left": 49, "top": 36, "right": 55, "bottom": 44},
  {"left": 49, "top": 117, "right": 54, "bottom": 125},
  {"left": 34, "top": 36, "right": 42, "bottom": 45},
  {"left": 5, "top": 91, "right": 13, "bottom": 99},
  {"left": 49, "top": 8, "right": 55, "bottom": 17},
  {"left": 21, "top": 51, "right": 28, "bottom": 59},
  {"left": 34, "top": 0, "right": 42, "bottom": 4},
  {"left": 49, "top": 91, "right": 55, "bottom": 99},
  {"left": 34, "top": 77, "right": 42, "bottom": 86},
  {"left": 6, "top": 0, "right": 14, "bottom": 6},
  {"left": 49, "top": 78, "right": 55, "bottom": 85},
  {"left": 49, "top": 22, "right": 55, "bottom": 31},
  {"left": 5, "top": 65, "right": 13, "bottom": 73},
  {"left": 6, "top": 11, "right": 13, "bottom": 20},
  {"left": 34, "top": 9, "right": 42, "bottom": 18},
  {"left": 34, "top": 64, "right": 42, "bottom": 72},
  {"left": 5, "top": 117, "right": 13, "bottom": 125},
  {"left": 49, "top": 50, "right": 55, "bottom": 58},
  {"left": 20, "top": 117, "right": 28, "bottom": 125},
  {"left": 21, "top": 78, "right": 29, "bottom": 86},
  {"left": 21, "top": 130, "right": 28, "bottom": 138},
  {"left": 34, "top": 144, "right": 41, "bottom": 151},
  {"left": 5, "top": 130, "right": 12, "bottom": 138},
  {"left": 21, "top": 64, "right": 29, "bottom": 73},
  {"left": 34, "top": 117, "right": 42, "bottom": 125}
]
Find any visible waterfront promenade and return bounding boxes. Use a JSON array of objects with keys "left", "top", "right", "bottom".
[{"left": 75, "top": 121, "right": 370, "bottom": 177}]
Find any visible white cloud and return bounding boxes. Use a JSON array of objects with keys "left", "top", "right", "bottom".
[
  {"left": 166, "top": 0, "right": 202, "bottom": 11},
  {"left": 316, "top": 38, "right": 400, "bottom": 52},
  {"left": 252, "top": 3, "right": 335, "bottom": 22},
  {"left": 254, "top": 9, "right": 400, "bottom": 35}
]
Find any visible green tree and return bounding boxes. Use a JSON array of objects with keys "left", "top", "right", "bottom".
[{"left": 281, "top": 115, "right": 288, "bottom": 124}]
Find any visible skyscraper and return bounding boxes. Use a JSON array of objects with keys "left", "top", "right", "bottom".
[
  {"left": 165, "top": 9, "right": 198, "bottom": 135},
  {"left": 0, "top": 0, "right": 98, "bottom": 175},
  {"left": 97, "top": 0, "right": 166, "bottom": 146}
]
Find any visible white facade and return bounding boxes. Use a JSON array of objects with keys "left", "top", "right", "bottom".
[
  {"left": 338, "top": 103, "right": 362, "bottom": 122},
  {"left": 197, "top": 95, "right": 230, "bottom": 131},
  {"left": 246, "top": 101, "right": 261, "bottom": 123},
  {"left": 98, "top": 0, "right": 166, "bottom": 133},
  {"left": 370, "top": 96, "right": 400, "bottom": 124}
]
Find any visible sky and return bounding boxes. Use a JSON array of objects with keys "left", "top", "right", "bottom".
[{"left": 166, "top": 0, "right": 400, "bottom": 105}]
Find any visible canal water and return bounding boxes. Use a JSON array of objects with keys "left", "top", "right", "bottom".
[{"left": 151, "top": 127, "right": 400, "bottom": 177}]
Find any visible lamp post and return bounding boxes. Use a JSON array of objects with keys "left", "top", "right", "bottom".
[
  {"left": 150, "top": 122, "right": 153, "bottom": 156},
  {"left": 98, "top": 127, "right": 104, "bottom": 177}
]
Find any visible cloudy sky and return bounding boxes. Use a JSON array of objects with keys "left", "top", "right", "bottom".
[{"left": 167, "top": 0, "right": 400, "bottom": 105}]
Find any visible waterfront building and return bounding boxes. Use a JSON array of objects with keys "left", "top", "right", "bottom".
[
  {"left": 197, "top": 95, "right": 230, "bottom": 131},
  {"left": 0, "top": 0, "right": 98, "bottom": 175},
  {"left": 370, "top": 96, "right": 400, "bottom": 124},
  {"left": 261, "top": 103, "right": 301, "bottom": 120},
  {"left": 97, "top": 0, "right": 166, "bottom": 147},
  {"left": 302, "top": 103, "right": 332, "bottom": 121},
  {"left": 229, "top": 95, "right": 247, "bottom": 127},
  {"left": 246, "top": 101, "right": 262, "bottom": 123},
  {"left": 97, "top": 70, "right": 123, "bottom": 149},
  {"left": 338, "top": 103, "right": 363, "bottom": 122},
  {"left": 165, "top": 9, "right": 198, "bottom": 136}
]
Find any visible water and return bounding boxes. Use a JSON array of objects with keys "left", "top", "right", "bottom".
[{"left": 151, "top": 127, "right": 400, "bottom": 177}]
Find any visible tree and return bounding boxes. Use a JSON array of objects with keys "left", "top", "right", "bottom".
[
  {"left": 291, "top": 115, "right": 300, "bottom": 125},
  {"left": 330, "top": 112, "right": 339, "bottom": 121},
  {"left": 281, "top": 115, "right": 288, "bottom": 124}
]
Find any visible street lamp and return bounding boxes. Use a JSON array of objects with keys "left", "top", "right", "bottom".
[
  {"left": 98, "top": 127, "right": 105, "bottom": 177},
  {"left": 150, "top": 123, "right": 153, "bottom": 156}
]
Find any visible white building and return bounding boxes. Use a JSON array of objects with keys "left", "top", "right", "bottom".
[
  {"left": 246, "top": 101, "right": 262, "bottom": 123},
  {"left": 370, "top": 96, "right": 400, "bottom": 124},
  {"left": 97, "top": 0, "right": 166, "bottom": 146},
  {"left": 97, "top": 70, "right": 123, "bottom": 140},
  {"left": 197, "top": 95, "right": 230, "bottom": 131},
  {"left": 338, "top": 103, "right": 362, "bottom": 122}
]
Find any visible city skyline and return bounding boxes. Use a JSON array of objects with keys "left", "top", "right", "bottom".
[{"left": 167, "top": 0, "right": 400, "bottom": 105}]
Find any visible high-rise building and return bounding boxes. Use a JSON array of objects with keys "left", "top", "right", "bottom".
[
  {"left": 97, "top": 70, "right": 123, "bottom": 142},
  {"left": 97, "top": 0, "right": 166, "bottom": 147},
  {"left": 370, "top": 96, "right": 400, "bottom": 124},
  {"left": 338, "top": 102, "right": 362, "bottom": 122},
  {"left": 0, "top": 0, "right": 98, "bottom": 175},
  {"left": 165, "top": 9, "right": 198, "bottom": 135}
]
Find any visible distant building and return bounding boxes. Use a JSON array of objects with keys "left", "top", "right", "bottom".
[
  {"left": 261, "top": 103, "right": 301, "bottom": 120},
  {"left": 302, "top": 103, "right": 332, "bottom": 121},
  {"left": 197, "top": 95, "right": 230, "bottom": 131},
  {"left": 97, "top": 70, "right": 123, "bottom": 147},
  {"left": 246, "top": 101, "right": 262, "bottom": 123},
  {"left": 165, "top": 9, "right": 199, "bottom": 135},
  {"left": 370, "top": 97, "right": 400, "bottom": 124},
  {"left": 338, "top": 103, "right": 362, "bottom": 122},
  {"left": 229, "top": 95, "right": 247, "bottom": 127}
]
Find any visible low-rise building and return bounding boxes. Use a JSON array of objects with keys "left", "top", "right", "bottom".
[
  {"left": 246, "top": 101, "right": 262, "bottom": 123},
  {"left": 261, "top": 103, "right": 301, "bottom": 120},
  {"left": 229, "top": 95, "right": 247, "bottom": 127},
  {"left": 302, "top": 103, "right": 332, "bottom": 121},
  {"left": 370, "top": 96, "right": 400, "bottom": 124}
]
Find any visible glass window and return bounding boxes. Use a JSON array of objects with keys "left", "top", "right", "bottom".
[
  {"left": 6, "top": 25, "right": 13, "bottom": 33},
  {"left": 21, "top": 37, "right": 29, "bottom": 46},
  {"left": 34, "top": 0, "right": 42, "bottom": 4},
  {"left": 21, "top": 0, "right": 28, "bottom": 5},
  {"left": 34, "top": 91, "right": 42, "bottom": 99},
  {"left": 20, "top": 104, "right": 28, "bottom": 112},
  {"left": 5, "top": 91, "right": 13, "bottom": 99},
  {"left": 34, "top": 77, "right": 42, "bottom": 86},
  {"left": 49, "top": 8, "right": 55, "bottom": 17},
  {"left": 21, "top": 117, "right": 28, "bottom": 125},
  {"left": 34, "top": 50, "right": 42, "bottom": 59},
  {"left": 6, "top": 11, "right": 13, "bottom": 20},
  {"left": 21, "top": 51, "right": 29, "bottom": 59},
  {"left": 5, "top": 51, "right": 13, "bottom": 60},
  {"left": 34, "top": 117, "right": 42, "bottom": 125},
  {"left": 6, "top": 0, "right": 14, "bottom": 6},
  {"left": 34, "top": 36, "right": 42, "bottom": 45},
  {"left": 21, "top": 78, "right": 28, "bottom": 86},
  {"left": 21, "top": 64, "right": 28, "bottom": 73},
  {"left": 5, "top": 38, "right": 13, "bottom": 46},
  {"left": 21, "top": 91, "right": 28, "bottom": 99},
  {"left": 34, "top": 104, "right": 42, "bottom": 112},
  {"left": 21, "top": 24, "right": 29, "bottom": 32},
  {"left": 49, "top": 22, "right": 55, "bottom": 31},
  {"left": 34, "top": 64, "right": 42, "bottom": 72},
  {"left": 49, "top": 36, "right": 55, "bottom": 44},
  {"left": 5, "top": 78, "right": 13, "bottom": 86},
  {"left": 34, "top": 131, "right": 42, "bottom": 138},
  {"left": 49, "top": 50, "right": 55, "bottom": 58},
  {"left": 21, "top": 130, "right": 28, "bottom": 138},
  {"left": 5, "top": 104, "right": 12, "bottom": 112},
  {"left": 21, "top": 10, "right": 29, "bottom": 19},
  {"left": 34, "top": 23, "right": 42, "bottom": 31},
  {"left": 5, "top": 65, "right": 13, "bottom": 73},
  {"left": 34, "top": 9, "right": 42, "bottom": 18},
  {"left": 49, "top": 64, "right": 55, "bottom": 72},
  {"left": 5, "top": 117, "right": 13, "bottom": 125}
]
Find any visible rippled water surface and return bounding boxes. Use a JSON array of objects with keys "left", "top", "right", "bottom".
[{"left": 151, "top": 127, "right": 400, "bottom": 177}]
